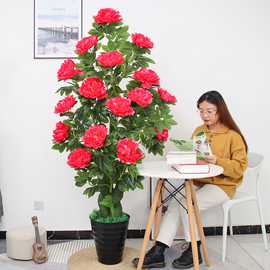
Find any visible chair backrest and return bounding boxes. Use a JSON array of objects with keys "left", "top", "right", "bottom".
[{"left": 247, "top": 152, "right": 264, "bottom": 177}]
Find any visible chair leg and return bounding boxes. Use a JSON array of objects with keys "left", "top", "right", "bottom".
[
  {"left": 256, "top": 198, "right": 268, "bottom": 251},
  {"left": 222, "top": 205, "right": 230, "bottom": 262},
  {"left": 228, "top": 210, "right": 233, "bottom": 236}
]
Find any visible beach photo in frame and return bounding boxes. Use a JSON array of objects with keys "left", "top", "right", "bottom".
[{"left": 34, "top": 0, "right": 82, "bottom": 59}]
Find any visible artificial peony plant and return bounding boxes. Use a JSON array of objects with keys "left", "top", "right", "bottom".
[{"left": 52, "top": 8, "right": 177, "bottom": 221}]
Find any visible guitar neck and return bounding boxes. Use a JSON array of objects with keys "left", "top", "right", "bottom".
[{"left": 35, "top": 226, "right": 41, "bottom": 244}]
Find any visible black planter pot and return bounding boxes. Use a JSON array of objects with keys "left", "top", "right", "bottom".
[{"left": 90, "top": 215, "right": 130, "bottom": 265}]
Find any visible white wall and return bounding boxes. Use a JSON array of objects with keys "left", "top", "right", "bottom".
[{"left": 0, "top": 0, "right": 270, "bottom": 231}]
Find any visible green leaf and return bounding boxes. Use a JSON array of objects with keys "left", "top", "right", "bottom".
[
  {"left": 88, "top": 29, "right": 99, "bottom": 36},
  {"left": 52, "top": 142, "right": 68, "bottom": 153},
  {"left": 99, "top": 195, "right": 115, "bottom": 217},
  {"left": 99, "top": 195, "right": 113, "bottom": 207},
  {"left": 75, "top": 176, "right": 87, "bottom": 187},
  {"left": 107, "top": 40, "right": 118, "bottom": 51},
  {"left": 88, "top": 165, "right": 102, "bottom": 178},
  {"left": 63, "top": 120, "right": 74, "bottom": 127},
  {"left": 101, "top": 45, "right": 109, "bottom": 52},
  {"left": 94, "top": 42, "right": 102, "bottom": 51},
  {"left": 116, "top": 25, "right": 129, "bottom": 35},
  {"left": 55, "top": 86, "right": 73, "bottom": 96},
  {"left": 83, "top": 186, "right": 99, "bottom": 198},
  {"left": 104, "top": 138, "right": 111, "bottom": 147}
]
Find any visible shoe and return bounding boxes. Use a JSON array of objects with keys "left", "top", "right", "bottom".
[
  {"left": 172, "top": 241, "right": 202, "bottom": 269},
  {"left": 132, "top": 245, "right": 166, "bottom": 269}
]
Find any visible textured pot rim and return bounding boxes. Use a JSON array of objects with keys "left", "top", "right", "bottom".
[{"left": 90, "top": 213, "right": 130, "bottom": 224}]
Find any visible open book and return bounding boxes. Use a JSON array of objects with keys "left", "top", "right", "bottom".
[
  {"left": 169, "top": 138, "right": 193, "bottom": 151},
  {"left": 193, "top": 131, "right": 212, "bottom": 160},
  {"left": 170, "top": 131, "right": 212, "bottom": 161}
]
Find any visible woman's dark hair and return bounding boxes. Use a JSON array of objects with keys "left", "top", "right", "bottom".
[{"left": 197, "top": 90, "right": 248, "bottom": 152}]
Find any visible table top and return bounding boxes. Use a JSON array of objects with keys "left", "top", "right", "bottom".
[{"left": 137, "top": 161, "right": 223, "bottom": 179}]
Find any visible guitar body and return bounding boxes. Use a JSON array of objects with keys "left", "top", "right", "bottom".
[
  {"left": 31, "top": 216, "right": 48, "bottom": 264},
  {"left": 33, "top": 242, "right": 48, "bottom": 263}
]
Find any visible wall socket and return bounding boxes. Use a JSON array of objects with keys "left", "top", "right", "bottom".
[{"left": 34, "top": 201, "right": 44, "bottom": 210}]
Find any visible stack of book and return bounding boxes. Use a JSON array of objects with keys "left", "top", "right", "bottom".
[
  {"left": 172, "top": 159, "right": 210, "bottom": 174},
  {"left": 166, "top": 151, "right": 197, "bottom": 165},
  {"left": 167, "top": 137, "right": 211, "bottom": 174}
]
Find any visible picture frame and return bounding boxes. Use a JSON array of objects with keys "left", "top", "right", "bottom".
[{"left": 34, "top": 0, "right": 82, "bottom": 59}]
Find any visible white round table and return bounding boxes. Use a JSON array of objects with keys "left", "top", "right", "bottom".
[
  {"left": 136, "top": 161, "right": 224, "bottom": 270},
  {"left": 137, "top": 160, "right": 223, "bottom": 179}
]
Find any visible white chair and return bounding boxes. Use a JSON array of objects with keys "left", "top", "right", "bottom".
[{"left": 221, "top": 152, "right": 268, "bottom": 262}]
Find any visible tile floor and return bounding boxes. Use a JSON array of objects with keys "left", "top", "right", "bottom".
[
  {"left": 126, "top": 234, "right": 270, "bottom": 270},
  {"left": 0, "top": 234, "right": 269, "bottom": 269}
]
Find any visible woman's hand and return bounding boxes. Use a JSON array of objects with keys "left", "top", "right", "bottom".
[{"left": 204, "top": 155, "right": 218, "bottom": 165}]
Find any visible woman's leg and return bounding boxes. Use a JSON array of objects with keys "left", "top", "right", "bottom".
[
  {"left": 180, "top": 184, "right": 230, "bottom": 242},
  {"left": 172, "top": 184, "right": 230, "bottom": 269},
  {"left": 156, "top": 192, "right": 186, "bottom": 247},
  {"left": 132, "top": 192, "right": 186, "bottom": 268}
]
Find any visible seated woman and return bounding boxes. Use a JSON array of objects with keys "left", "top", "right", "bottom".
[{"left": 133, "top": 90, "right": 248, "bottom": 269}]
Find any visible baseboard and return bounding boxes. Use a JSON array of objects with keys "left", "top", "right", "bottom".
[{"left": 0, "top": 225, "right": 269, "bottom": 240}]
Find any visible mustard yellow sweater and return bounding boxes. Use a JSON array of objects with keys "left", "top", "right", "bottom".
[{"left": 191, "top": 124, "right": 247, "bottom": 198}]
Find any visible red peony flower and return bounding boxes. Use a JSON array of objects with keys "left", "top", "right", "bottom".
[
  {"left": 127, "top": 88, "right": 153, "bottom": 107},
  {"left": 105, "top": 96, "right": 134, "bottom": 117},
  {"left": 155, "top": 127, "right": 169, "bottom": 142},
  {"left": 97, "top": 51, "right": 124, "bottom": 67},
  {"left": 82, "top": 125, "right": 108, "bottom": 149},
  {"left": 133, "top": 67, "right": 160, "bottom": 89},
  {"left": 94, "top": 8, "right": 123, "bottom": 24},
  {"left": 67, "top": 148, "right": 91, "bottom": 169},
  {"left": 158, "top": 88, "right": 177, "bottom": 103},
  {"left": 117, "top": 138, "right": 144, "bottom": 164},
  {"left": 54, "top": 95, "right": 76, "bottom": 114},
  {"left": 131, "top": 33, "right": 154, "bottom": 49},
  {"left": 53, "top": 121, "right": 69, "bottom": 143},
  {"left": 57, "top": 59, "right": 75, "bottom": 81},
  {"left": 73, "top": 68, "right": 83, "bottom": 76},
  {"left": 76, "top": 36, "right": 98, "bottom": 55},
  {"left": 78, "top": 77, "right": 108, "bottom": 100},
  {"left": 57, "top": 59, "right": 83, "bottom": 81}
]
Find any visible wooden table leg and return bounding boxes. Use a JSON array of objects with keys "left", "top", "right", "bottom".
[
  {"left": 185, "top": 180, "right": 199, "bottom": 270},
  {"left": 189, "top": 180, "right": 210, "bottom": 266},
  {"left": 152, "top": 180, "right": 165, "bottom": 245},
  {"left": 137, "top": 178, "right": 164, "bottom": 270}
]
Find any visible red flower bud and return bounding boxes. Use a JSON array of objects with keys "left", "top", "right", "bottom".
[
  {"left": 53, "top": 121, "right": 69, "bottom": 143},
  {"left": 131, "top": 33, "right": 154, "bottom": 49},
  {"left": 158, "top": 88, "right": 177, "bottom": 103},
  {"left": 54, "top": 95, "right": 76, "bottom": 114}
]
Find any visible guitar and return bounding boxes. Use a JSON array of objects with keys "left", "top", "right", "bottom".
[{"left": 31, "top": 216, "right": 48, "bottom": 263}]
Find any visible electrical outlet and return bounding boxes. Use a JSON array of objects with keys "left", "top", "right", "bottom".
[{"left": 34, "top": 201, "right": 44, "bottom": 210}]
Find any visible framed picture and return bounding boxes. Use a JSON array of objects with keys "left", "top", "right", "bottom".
[{"left": 34, "top": 0, "right": 82, "bottom": 59}]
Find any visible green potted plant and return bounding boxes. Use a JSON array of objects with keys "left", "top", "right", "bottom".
[{"left": 52, "top": 8, "right": 177, "bottom": 264}]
